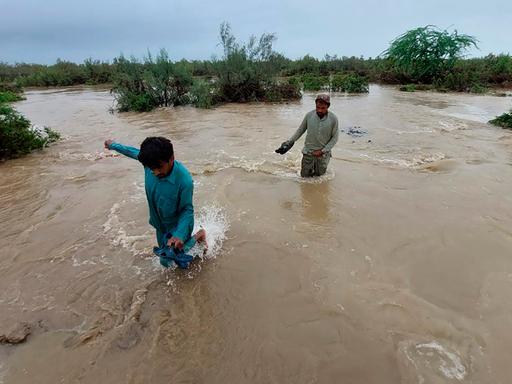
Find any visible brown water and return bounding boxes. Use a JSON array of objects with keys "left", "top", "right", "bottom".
[{"left": 1, "top": 86, "right": 512, "bottom": 383}]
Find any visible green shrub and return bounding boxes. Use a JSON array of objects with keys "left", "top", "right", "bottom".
[
  {"left": 215, "top": 22, "right": 300, "bottom": 103},
  {"left": 489, "top": 111, "right": 512, "bottom": 129},
  {"left": 190, "top": 79, "right": 218, "bottom": 108},
  {"left": 0, "top": 91, "right": 24, "bottom": 103},
  {"left": 0, "top": 104, "right": 60, "bottom": 159},
  {"left": 301, "top": 74, "right": 329, "bottom": 91},
  {"left": 399, "top": 84, "right": 416, "bottom": 92},
  {"left": 0, "top": 82, "right": 22, "bottom": 93},
  {"left": 330, "top": 73, "right": 369, "bottom": 93},
  {"left": 111, "top": 50, "right": 194, "bottom": 112},
  {"left": 264, "top": 82, "right": 302, "bottom": 102}
]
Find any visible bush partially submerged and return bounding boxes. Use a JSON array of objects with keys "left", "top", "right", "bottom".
[
  {"left": 301, "top": 74, "right": 330, "bottom": 91},
  {"left": 111, "top": 50, "right": 194, "bottom": 112},
  {"left": 264, "top": 82, "right": 302, "bottom": 102},
  {"left": 190, "top": 79, "right": 218, "bottom": 108},
  {"left": 0, "top": 104, "right": 59, "bottom": 160},
  {"left": 290, "top": 73, "right": 368, "bottom": 93},
  {"left": 0, "top": 91, "right": 25, "bottom": 103},
  {"left": 330, "top": 73, "right": 369, "bottom": 93},
  {"left": 215, "top": 22, "right": 300, "bottom": 103},
  {"left": 489, "top": 111, "right": 512, "bottom": 129}
]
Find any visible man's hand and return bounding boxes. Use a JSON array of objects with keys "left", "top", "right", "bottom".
[
  {"left": 312, "top": 149, "right": 324, "bottom": 157},
  {"left": 168, "top": 237, "right": 184, "bottom": 250},
  {"left": 104, "top": 139, "right": 114, "bottom": 149},
  {"left": 275, "top": 141, "right": 294, "bottom": 155}
]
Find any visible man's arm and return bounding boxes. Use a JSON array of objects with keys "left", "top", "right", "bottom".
[
  {"left": 288, "top": 114, "right": 308, "bottom": 143},
  {"left": 169, "top": 182, "right": 194, "bottom": 248},
  {"left": 104, "top": 139, "right": 140, "bottom": 160},
  {"left": 322, "top": 116, "right": 339, "bottom": 153}
]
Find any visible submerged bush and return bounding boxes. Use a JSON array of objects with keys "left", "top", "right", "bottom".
[
  {"left": 301, "top": 74, "right": 330, "bottom": 91},
  {"left": 190, "top": 79, "right": 219, "bottom": 109},
  {"left": 215, "top": 22, "right": 300, "bottom": 103},
  {"left": 0, "top": 104, "right": 59, "bottom": 159},
  {"left": 330, "top": 73, "right": 369, "bottom": 93},
  {"left": 111, "top": 50, "right": 193, "bottom": 112},
  {"left": 489, "top": 111, "right": 512, "bottom": 129},
  {"left": 399, "top": 84, "right": 416, "bottom": 92},
  {"left": 263, "top": 82, "right": 302, "bottom": 102}
]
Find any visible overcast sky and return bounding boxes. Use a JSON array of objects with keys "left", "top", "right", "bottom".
[{"left": 1, "top": 0, "right": 511, "bottom": 64}]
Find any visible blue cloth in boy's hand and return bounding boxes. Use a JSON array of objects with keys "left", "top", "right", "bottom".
[{"left": 153, "top": 245, "right": 194, "bottom": 269}]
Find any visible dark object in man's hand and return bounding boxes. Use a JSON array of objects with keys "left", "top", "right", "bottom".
[{"left": 275, "top": 141, "right": 294, "bottom": 155}]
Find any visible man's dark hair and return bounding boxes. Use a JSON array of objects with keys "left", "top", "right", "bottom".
[{"left": 138, "top": 137, "right": 174, "bottom": 169}]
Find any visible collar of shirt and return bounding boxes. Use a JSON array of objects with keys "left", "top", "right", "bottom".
[
  {"left": 159, "top": 162, "right": 177, "bottom": 184},
  {"left": 315, "top": 112, "right": 329, "bottom": 121}
]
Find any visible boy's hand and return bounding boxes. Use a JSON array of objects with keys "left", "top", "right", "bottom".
[
  {"left": 312, "top": 149, "right": 324, "bottom": 157},
  {"left": 104, "top": 139, "right": 114, "bottom": 149},
  {"left": 168, "top": 237, "right": 184, "bottom": 250}
]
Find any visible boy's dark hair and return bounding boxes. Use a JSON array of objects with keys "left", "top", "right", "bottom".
[{"left": 138, "top": 137, "right": 174, "bottom": 169}]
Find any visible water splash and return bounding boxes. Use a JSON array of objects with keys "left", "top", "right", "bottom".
[{"left": 189, "top": 205, "right": 230, "bottom": 260}]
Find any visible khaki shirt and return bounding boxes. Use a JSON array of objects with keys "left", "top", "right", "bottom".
[{"left": 288, "top": 110, "right": 339, "bottom": 154}]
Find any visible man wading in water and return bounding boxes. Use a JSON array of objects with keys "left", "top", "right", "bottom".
[
  {"left": 104, "top": 137, "right": 207, "bottom": 262},
  {"left": 276, "top": 93, "right": 339, "bottom": 177}
]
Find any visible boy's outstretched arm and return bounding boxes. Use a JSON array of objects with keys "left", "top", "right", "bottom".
[{"left": 104, "top": 139, "right": 140, "bottom": 160}]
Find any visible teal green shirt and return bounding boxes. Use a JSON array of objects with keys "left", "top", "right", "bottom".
[
  {"left": 289, "top": 110, "right": 339, "bottom": 154},
  {"left": 109, "top": 142, "right": 194, "bottom": 243}
]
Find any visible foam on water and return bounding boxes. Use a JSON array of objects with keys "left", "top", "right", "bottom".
[
  {"left": 57, "top": 150, "right": 120, "bottom": 162},
  {"left": 191, "top": 150, "right": 335, "bottom": 183},
  {"left": 102, "top": 202, "right": 153, "bottom": 256},
  {"left": 359, "top": 152, "right": 447, "bottom": 169},
  {"left": 416, "top": 341, "right": 467, "bottom": 380},
  {"left": 398, "top": 339, "right": 468, "bottom": 383}
]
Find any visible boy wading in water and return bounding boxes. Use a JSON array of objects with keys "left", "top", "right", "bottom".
[
  {"left": 276, "top": 93, "right": 339, "bottom": 177},
  {"left": 104, "top": 137, "right": 207, "bottom": 259}
]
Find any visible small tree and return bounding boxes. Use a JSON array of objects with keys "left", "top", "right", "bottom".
[{"left": 383, "top": 26, "right": 478, "bottom": 83}]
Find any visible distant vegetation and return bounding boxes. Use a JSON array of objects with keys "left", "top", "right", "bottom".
[{"left": 0, "top": 24, "right": 511, "bottom": 112}]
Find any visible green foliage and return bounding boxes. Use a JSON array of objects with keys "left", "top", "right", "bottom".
[
  {"left": 0, "top": 81, "right": 23, "bottom": 94},
  {"left": 190, "top": 79, "right": 218, "bottom": 108},
  {"left": 83, "top": 58, "right": 114, "bottom": 85},
  {"left": 0, "top": 60, "right": 113, "bottom": 87},
  {"left": 2, "top": 25, "right": 512, "bottom": 104},
  {"left": 293, "top": 73, "right": 368, "bottom": 93},
  {"left": 301, "top": 74, "right": 329, "bottom": 91},
  {"left": 0, "top": 103, "right": 59, "bottom": 159},
  {"left": 263, "top": 82, "right": 302, "bottom": 102},
  {"left": 489, "top": 111, "right": 512, "bottom": 129},
  {"left": 215, "top": 22, "right": 300, "bottom": 103},
  {"left": 330, "top": 73, "right": 369, "bottom": 93},
  {"left": 399, "top": 84, "right": 416, "bottom": 92},
  {"left": 111, "top": 50, "right": 193, "bottom": 112},
  {"left": 383, "top": 26, "right": 478, "bottom": 83},
  {"left": 0, "top": 91, "right": 24, "bottom": 103}
]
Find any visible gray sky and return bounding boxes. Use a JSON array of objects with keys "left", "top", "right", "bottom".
[{"left": 1, "top": 0, "right": 511, "bottom": 64}]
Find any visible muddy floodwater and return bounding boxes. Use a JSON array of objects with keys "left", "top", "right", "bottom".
[{"left": 1, "top": 86, "right": 512, "bottom": 383}]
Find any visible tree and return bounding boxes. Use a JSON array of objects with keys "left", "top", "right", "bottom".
[{"left": 382, "top": 26, "right": 478, "bottom": 83}]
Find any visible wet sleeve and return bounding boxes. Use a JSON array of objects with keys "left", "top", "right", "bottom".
[
  {"left": 173, "top": 181, "right": 194, "bottom": 242},
  {"left": 288, "top": 114, "right": 308, "bottom": 143},
  {"left": 109, "top": 142, "right": 140, "bottom": 160},
  {"left": 323, "top": 116, "right": 339, "bottom": 152}
]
